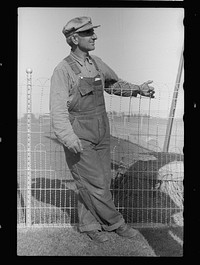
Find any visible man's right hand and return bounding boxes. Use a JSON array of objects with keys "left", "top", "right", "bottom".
[
  {"left": 139, "top": 80, "right": 155, "bottom": 98},
  {"left": 68, "top": 138, "right": 83, "bottom": 154}
]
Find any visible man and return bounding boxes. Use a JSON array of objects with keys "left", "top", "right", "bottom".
[{"left": 50, "top": 16, "right": 155, "bottom": 243}]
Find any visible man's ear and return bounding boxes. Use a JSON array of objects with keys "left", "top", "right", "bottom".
[{"left": 71, "top": 34, "right": 79, "bottom": 45}]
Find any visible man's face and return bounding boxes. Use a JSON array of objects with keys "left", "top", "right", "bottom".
[{"left": 75, "top": 29, "right": 97, "bottom": 52}]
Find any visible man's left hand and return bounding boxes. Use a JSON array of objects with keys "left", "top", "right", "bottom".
[{"left": 139, "top": 80, "right": 155, "bottom": 98}]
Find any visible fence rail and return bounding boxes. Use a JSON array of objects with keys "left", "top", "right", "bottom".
[{"left": 17, "top": 71, "right": 184, "bottom": 228}]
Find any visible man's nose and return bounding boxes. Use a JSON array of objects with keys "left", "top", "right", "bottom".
[{"left": 92, "top": 33, "right": 97, "bottom": 39}]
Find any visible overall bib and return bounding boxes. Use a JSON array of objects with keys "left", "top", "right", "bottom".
[{"left": 63, "top": 55, "right": 124, "bottom": 232}]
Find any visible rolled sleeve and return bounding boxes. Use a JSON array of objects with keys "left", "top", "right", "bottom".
[
  {"left": 50, "top": 67, "right": 78, "bottom": 147},
  {"left": 105, "top": 80, "right": 140, "bottom": 97}
]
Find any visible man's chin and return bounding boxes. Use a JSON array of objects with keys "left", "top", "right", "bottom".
[
  {"left": 81, "top": 46, "right": 95, "bottom": 52},
  {"left": 89, "top": 46, "right": 95, "bottom": 51}
]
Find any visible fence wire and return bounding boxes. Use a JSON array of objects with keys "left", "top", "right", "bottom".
[{"left": 17, "top": 75, "right": 184, "bottom": 228}]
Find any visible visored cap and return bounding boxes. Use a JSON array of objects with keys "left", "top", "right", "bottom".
[{"left": 62, "top": 16, "right": 100, "bottom": 38}]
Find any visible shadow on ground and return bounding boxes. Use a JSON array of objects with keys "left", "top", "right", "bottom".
[{"left": 138, "top": 226, "right": 183, "bottom": 256}]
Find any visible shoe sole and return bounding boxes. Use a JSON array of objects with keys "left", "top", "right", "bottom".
[
  {"left": 86, "top": 233, "right": 109, "bottom": 243},
  {"left": 116, "top": 230, "right": 139, "bottom": 238}
]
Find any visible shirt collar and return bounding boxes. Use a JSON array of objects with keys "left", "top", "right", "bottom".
[{"left": 70, "top": 51, "right": 93, "bottom": 66}]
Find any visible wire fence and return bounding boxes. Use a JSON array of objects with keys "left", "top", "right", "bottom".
[{"left": 17, "top": 71, "right": 184, "bottom": 228}]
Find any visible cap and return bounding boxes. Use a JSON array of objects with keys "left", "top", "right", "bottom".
[{"left": 62, "top": 16, "right": 100, "bottom": 38}]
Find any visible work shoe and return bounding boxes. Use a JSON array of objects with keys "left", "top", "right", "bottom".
[
  {"left": 85, "top": 230, "right": 109, "bottom": 243},
  {"left": 115, "top": 223, "right": 139, "bottom": 238}
]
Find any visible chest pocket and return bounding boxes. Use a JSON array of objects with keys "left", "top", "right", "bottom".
[
  {"left": 77, "top": 78, "right": 95, "bottom": 111},
  {"left": 78, "top": 84, "right": 94, "bottom": 96}
]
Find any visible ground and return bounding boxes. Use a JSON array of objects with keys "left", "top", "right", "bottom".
[
  {"left": 17, "top": 226, "right": 156, "bottom": 256},
  {"left": 17, "top": 225, "right": 183, "bottom": 256}
]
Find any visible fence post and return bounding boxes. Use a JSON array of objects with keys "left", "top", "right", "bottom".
[
  {"left": 26, "top": 68, "right": 33, "bottom": 227},
  {"left": 163, "top": 46, "right": 184, "bottom": 152}
]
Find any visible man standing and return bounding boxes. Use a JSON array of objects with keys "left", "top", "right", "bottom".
[{"left": 50, "top": 17, "right": 155, "bottom": 243}]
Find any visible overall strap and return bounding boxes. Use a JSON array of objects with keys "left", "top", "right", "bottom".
[{"left": 64, "top": 55, "right": 81, "bottom": 75}]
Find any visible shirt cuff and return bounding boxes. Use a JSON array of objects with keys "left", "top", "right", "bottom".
[{"left": 57, "top": 132, "right": 79, "bottom": 148}]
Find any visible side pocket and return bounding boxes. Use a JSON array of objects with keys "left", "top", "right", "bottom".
[
  {"left": 71, "top": 117, "right": 80, "bottom": 136},
  {"left": 71, "top": 116, "right": 77, "bottom": 127}
]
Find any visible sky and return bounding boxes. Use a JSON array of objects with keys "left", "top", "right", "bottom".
[{"left": 18, "top": 7, "right": 184, "bottom": 118}]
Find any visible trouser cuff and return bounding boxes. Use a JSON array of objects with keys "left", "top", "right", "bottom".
[
  {"left": 102, "top": 217, "right": 125, "bottom": 232},
  {"left": 78, "top": 223, "right": 102, "bottom": 233}
]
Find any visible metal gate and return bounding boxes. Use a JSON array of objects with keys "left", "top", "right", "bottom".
[{"left": 17, "top": 69, "right": 184, "bottom": 228}]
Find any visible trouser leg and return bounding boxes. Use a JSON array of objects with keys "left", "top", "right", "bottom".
[
  {"left": 94, "top": 120, "right": 125, "bottom": 231},
  {"left": 63, "top": 140, "right": 124, "bottom": 232},
  {"left": 77, "top": 193, "right": 102, "bottom": 231},
  {"left": 95, "top": 123, "right": 112, "bottom": 187},
  {"left": 64, "top": 145, "right": 101, "bottom": 232}
]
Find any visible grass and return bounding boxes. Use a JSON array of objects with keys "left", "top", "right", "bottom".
[{"left": 17, "top": 226, "right": 156, "bottom": 256}]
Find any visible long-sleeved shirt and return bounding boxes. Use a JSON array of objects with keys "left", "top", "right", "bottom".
[{"left": 50, "top": 51, "right": 140, "bottom": 147}]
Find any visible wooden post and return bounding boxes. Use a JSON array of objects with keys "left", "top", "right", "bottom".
[{"left": 163, "top": 46, "right": 184, "bottom": 152}]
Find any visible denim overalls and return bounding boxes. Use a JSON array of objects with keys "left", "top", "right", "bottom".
[{"left": 63, "top": 55, "right": 124, "bottom": 232}]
